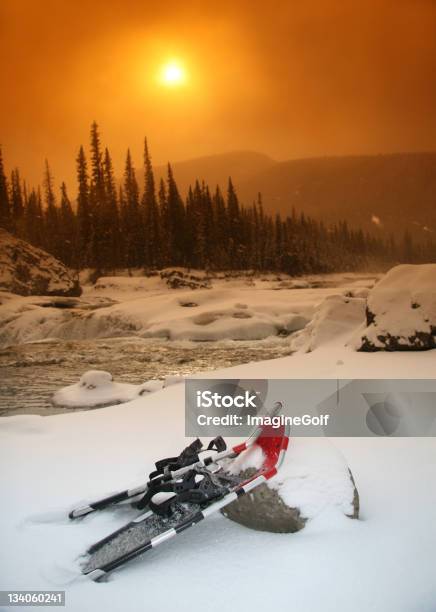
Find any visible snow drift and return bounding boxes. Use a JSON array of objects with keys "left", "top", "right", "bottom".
[{"left": 290, "top": 294, "right": 366, "bottom": 352}]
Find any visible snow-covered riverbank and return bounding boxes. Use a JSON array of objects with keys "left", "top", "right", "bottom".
[
  {"left": 0, "top": 271, "right": 377, "bottom": 348},
  {"left": 1, "top": 345, "right": 436, "bottom": 611},
  {"left": 1, "top": 268, "right": 435, "bottom": 611}
]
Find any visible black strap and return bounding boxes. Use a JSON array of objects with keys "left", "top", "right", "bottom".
[
  {"left": 149, "top": 438, "right": 204, "bottom": 480},
  {"left": 136, "top": 468, "right": 229, "bottom": 515},
  {"left": 207, "top": 436, "right": 226, "bottom": 452},
  {"left": 148, "top": 437, "right": 227, "bottom": 481},
  {"left": 135, "top": 437, "right": 229, "bottom": 514}
]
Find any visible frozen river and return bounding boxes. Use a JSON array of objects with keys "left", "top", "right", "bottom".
[
  {"left": 0, "top": 336, "right": 293, "bottom": 416},
  {"left": 0, "top": 272, "right": 379, "bottom": 417}
]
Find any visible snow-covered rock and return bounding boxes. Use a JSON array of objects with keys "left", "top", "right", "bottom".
[
  {"left": 160, "top": 268, "right": 211, "bottom": 289},
  {"left": 355, "top": 264, "right": 436, "bottom": 351},
  {"left": 290, "top": 294, "right": 366, "bottom": 352},
  {"left": 52, "top": 370, "right": 173, "bottom": 408},
  {"left": 0, "top": 229, "right": 81, "bottom": 297},
  {"left": 222, "top": 438, "right": 359, "bottom": 532},
  {"left": 52, "top": 370, "right": 141, "bottom": 408}
]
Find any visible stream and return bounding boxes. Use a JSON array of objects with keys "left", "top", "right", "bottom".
[{"left": 0, "top": 336, "right": 292, "bottom": 417}]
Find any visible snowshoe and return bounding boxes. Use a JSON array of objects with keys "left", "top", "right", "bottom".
[{"left": 77, "top": 402, "right": 289, "bottom": 581}]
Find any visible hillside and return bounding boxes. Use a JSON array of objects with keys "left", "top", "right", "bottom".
[
  {"left": 153, "top": 151, "right": 275, "bottom": 196},
  {"left": 238, "top": 152, "right": 436, "bottom": 237},
  {"left": 151, "top": 151, "right": 436, "bottom": 239}
]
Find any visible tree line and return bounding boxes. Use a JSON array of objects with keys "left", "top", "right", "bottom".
[{"left": 0, "top": 122, "right": 434, "bottom": 275}]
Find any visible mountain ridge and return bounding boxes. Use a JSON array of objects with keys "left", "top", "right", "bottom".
[{"left": 146, "top": 150, "right": 436, "bottom": 239}]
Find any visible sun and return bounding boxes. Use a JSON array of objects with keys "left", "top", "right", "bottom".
[{"left": 160, "top": 61, "right": 185, "bottom": 86}]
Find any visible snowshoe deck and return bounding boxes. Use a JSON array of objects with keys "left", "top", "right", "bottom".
[{"left": 83, "top": 502, "right": 202, "bottom": 576}]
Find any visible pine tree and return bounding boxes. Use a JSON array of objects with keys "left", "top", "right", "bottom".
[
  {"left": 226, "top": 178, "right": 241, "bottom": 268},
  {"left": 185, "top": 185, "right": 196, "bottom": 265},
  {"left": 118, "top": 185, "right": 126, "bottom": 265},
  {"left": 59, "top": 182, "right": 77, "bottom": 267},
  {"left": 166, "top": 164, "right": 185, "bottom": 265},
  {"left": 158, "top": 178, "right": 170, "bottom": 266},
  {"left": 192, "top": 181, "right": 206, "bottom": 267},
  {"left": 142, "top": 138, "right": 160, "bottom": 268},
  {"left": 89, "top": 121, "right": 107, "bottom": 269},
  {"left": 0, "top": 147, "right": 10, "bottom": 231},
  {"left": 76, "top": 146, "right": 92, "bottom": 267},
  {"left": 43, "top": 160, "right": 59, "bottom": 256},
  {"left": 103, "top": 147, "right": 121, "bottom": 268},
  {"left": 212, "top": 186, "right": 228, "bottom": 268},
  {"left": 122, "top": 149, "right": 143, "bottom": 268},
  {"left": 10, "top": 168, "right": 25, "bottom": 235}
]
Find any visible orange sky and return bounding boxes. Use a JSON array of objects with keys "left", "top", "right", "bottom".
[{"left": 1, "top": 0, "right": 436, "bottom": 188}]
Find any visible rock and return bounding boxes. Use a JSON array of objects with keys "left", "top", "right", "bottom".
[
  {"left": 160, "top": 268, "right": 211, "bottom": 290},
  {"left": 356, "top": 264, "right": 436, "bottom": 351},
  {"left": 221, "top": 438, "right": 359, "bottom": 533},
  {"left": 52, "top": 369, "right": 139, "bottom": 408},
  {"left": 78, "top": 370, "right": 113, "bottom": 389},
  {"left": 222, "top": 468, "right": 307, "bottom": 533},
  {"left": 0, "top": 229, "right": 81, "bottom": 297}
]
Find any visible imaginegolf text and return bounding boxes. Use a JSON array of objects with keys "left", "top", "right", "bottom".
[{"left": 196, "top": 414, "right": 331, "bottom": 428}]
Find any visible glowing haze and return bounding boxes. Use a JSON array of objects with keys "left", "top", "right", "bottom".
[{"left": 1, "top": 0, "right": 436, "bottom": 187}]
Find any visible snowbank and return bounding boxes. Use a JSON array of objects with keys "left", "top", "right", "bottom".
[
  {"left": 290, "top": 294, "right": 366, "bottom": 352},
  {"left": 2, "top": 345, "right": 436, "bottom": 611},
  {"left": 0, "top": 229, "right": 81, "bottom": 297},
  {"left": 354, "top": 264, "right": 436, "bottom": 351},
  {"left": 0, "top": 272, "right": 379, "bottom": 348},
  {"left": 0, "top": 286, "right": 314, "bottom": 347},
  {"left": 52, "top": 371, "right": 176, "bottom": 408}
]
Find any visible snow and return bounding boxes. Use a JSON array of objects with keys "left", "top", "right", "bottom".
[
  {"left": 228, "top": 443, "right": 266, "bottom": 473},
  {"left": 229, "top": 437, "right": 355, "bottom": 519},
  {"left": 2, "top": 269, "right": 436, "bottom": 611},
  {"left": 353, "top": 264, "right": 436, "bottom": 350},
  {"left": 52, "top": 371, "right": 184, "bottom": 408},
  {"left": 290, "top": 294, "right": 366, "bottom": 352},
  {"left": 52, "top": 370, "right": 141, "bottom": 408},
  {"left": 270, "top": 438, "right": 355, "bottom": 518},
  {"left": 0, "top": 272, "right": 377, "bottom": 348},
  {"left": 2, "top": 348, "right": 436, "bottom": 611}
]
